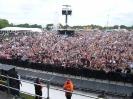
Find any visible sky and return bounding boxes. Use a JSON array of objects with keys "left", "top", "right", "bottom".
[{"left": 0, "top": 0, "right": 133, "bottom": 27}]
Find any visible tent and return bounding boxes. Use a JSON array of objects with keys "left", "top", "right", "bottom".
[{"left": 0, "top": 27, "right": 42, "bottom": 32}]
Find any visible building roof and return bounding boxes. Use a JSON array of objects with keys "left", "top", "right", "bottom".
[{"left": 0, "top": 27, "right": 42, "bottom": 32}]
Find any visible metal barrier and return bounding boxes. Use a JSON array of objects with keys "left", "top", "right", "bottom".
[
  {"left": 0, "top": 59, "right": 133, "bottom": 83},
  {"left": 0, "top": 74, "right": 99, "bottom": 99}
]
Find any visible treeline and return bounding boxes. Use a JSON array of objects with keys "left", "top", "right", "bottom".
[
  {"left": 10, "top": 23, "right": 42, "bottom": 28},
  {"left": 0, "top": 19, "right": 42, "bottom": 29},
  {"left": 0, "top": 19, "right": 9, "bottom": 29},
  {"left": 105, "top": 25, "right": 133, "bottom": 30},
  {"left": 72, "top": 24, "right": 133, "bottom": 30},
  {"left": 1, "top": 18, "right": 133, "bottom": 30},
  {"left": 72, "top": 24, "right": 103, "bottom": 30},
  {"left": 47, "top": 23, "right": 133, "bottom": 30}
]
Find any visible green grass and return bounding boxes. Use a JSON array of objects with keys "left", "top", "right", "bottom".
[{"left": 20, "top": 93, "right": 34, "bottom": 99}]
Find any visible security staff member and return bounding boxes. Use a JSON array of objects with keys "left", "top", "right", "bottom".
[
  {"left": 63, "top": 79, "right": 74, "bottom": 99},
  {"left": 34, "top": 78, "right": 42, "bottom": 99}
]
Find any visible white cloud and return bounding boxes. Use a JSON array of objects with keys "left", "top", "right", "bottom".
[{"left": 0, "top": 0, "right": 133, "bottom": 26}]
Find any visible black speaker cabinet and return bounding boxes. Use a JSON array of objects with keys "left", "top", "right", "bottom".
[{"left": 58, "top": 29, "right": 74, "bottom": 36}]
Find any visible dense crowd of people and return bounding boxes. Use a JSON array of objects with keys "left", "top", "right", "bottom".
[{"left": 0, "top": 30, "right": 132, "bottom": 73}]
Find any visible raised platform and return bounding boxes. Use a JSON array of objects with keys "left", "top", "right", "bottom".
[
  {"left": 58, "top": 29, "right": 75, "bottom": 36},
  {"left": 16, "top": 67, "right": 133, "bottom": 98}
]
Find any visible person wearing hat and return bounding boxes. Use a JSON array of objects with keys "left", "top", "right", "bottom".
[
  {"left": 63, "top": 79, "right": 74, "bottom": 99},
  {"left": 34, "top": 78, "right": 42, "bottom": 99}
]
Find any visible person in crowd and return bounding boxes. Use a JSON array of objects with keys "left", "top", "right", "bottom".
[
  {"left": 0, "top": 30, "right": 132, "bottom": 73},
  {"left": 63, "top": 79, "right": 74, "bottom": 99},
  {"left": 34, "top": 77, "right": 42, "bottom": 99}
]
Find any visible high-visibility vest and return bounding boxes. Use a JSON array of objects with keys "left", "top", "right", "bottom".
[{"left": 63, "top": 80, "right": 74, "bottom": 92}]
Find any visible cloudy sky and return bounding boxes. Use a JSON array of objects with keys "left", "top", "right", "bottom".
[{"left": 0, "top": 0, "right": 133, "bottom": 27}]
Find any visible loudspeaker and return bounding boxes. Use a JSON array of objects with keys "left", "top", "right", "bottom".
[
  {"left": 68, "top": 10, "right": 72, "bottom": 15},
  {"left": 58, "top": 29, "right": 74, "bottom": 36},
  {"left": 62, "top": 10, "right": 66, "bottom": 15}
]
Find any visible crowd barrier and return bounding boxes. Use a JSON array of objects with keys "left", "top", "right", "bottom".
[
  {"left": 0, "top": 58, "right": 133, "bottom": 83},
  {"left": 0, "top": 73, "right": 99, "bottom": 99}
]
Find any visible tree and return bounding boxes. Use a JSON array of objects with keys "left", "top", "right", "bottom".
[
  {"left": 120, "top": 25, "right": 127, "bottom": 29},
  {"left": 46, "top": 24, "right": 54, "bottom": 30},
  {"left": 12, "top": 23, "right": 42, "bottom": 28},
  {"left": 17, "top": 23, "right": 29, "bottom": 27},
  {"left": 0, "top": 19, "right": 9, "bottom": 29},
  {"left": 130, "top": 26, "right": 133, "bottom": 29},
  {"left": 9, "top": 23, "right": 14, "bottom": 27},
  {"left": 31, "top": 24, "right": 42, "bottom": 28},
  {"left": 113, "top": 25, "right": 119, "bottom": 29},
  {"left": 58, "top": 23, "right": 63, "bottom": 29}
]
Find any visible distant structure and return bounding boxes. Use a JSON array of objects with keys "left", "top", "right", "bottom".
[
  {"left": 62, "top": 5, "right": 72, "bottom": 30},
  {"left": 0, "top": 27, "right": 42, "bottom": 32},
  {"left": 106, "top": 14, "right": 110, "bottom": 31},
  {"left": 58, "top": 5, "right": 74, "bottom": 36}
]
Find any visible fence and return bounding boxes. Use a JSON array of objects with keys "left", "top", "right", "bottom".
[
  {"left": 0, "top": 74, "right": 99, "bottom": 99},
  {"left": 0, "top": 58, "right": 133, "bottom": 83}
]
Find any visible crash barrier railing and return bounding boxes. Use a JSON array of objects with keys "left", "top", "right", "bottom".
[
  {"left": 0, "top": 58, "right": 133, "bottom": 83},
  {"left": 0, "top": 74, "right": 47, "bottom": 99},
  {"left": 0, "top": 74, "right": 99, "bottom": 99}
]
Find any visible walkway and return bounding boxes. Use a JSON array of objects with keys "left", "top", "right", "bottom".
[
  {"left": 16, "top": 67, "right": 133, "bottom": 97},
  {"left": 0, "top": 91, "right": 13, "bottom": 99}
]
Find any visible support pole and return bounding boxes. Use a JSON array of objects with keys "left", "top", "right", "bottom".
[
  {"left": 47, "top": 81, "right": 50, "bottom": 99},
  {"left": 65, "top": 14, "right": 68, "bottom": 35},
  {"left": 65, "top": 14, "right": 68, "bottom": 30},
  {"left": 7, "top": 75, "right": 10, "bottom": 94}
]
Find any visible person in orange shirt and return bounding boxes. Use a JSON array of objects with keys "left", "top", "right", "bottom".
[{"left": 63, "top": 79, "right": 74, "bottom": 99}]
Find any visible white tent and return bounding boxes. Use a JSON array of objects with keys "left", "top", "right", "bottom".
[{"left": 0, "top": 27, "right": 42, "bottom": 32}]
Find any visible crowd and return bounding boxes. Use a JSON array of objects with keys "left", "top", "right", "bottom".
[{"left": 0, "top": 30, "right": 132, "bottom": 73}]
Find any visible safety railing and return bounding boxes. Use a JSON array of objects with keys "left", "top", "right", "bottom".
[
  {"left": 0, "top": 59, "right": 133, "bottom": 84},
  {"left": 0, "top": 74, "right": 99, "bottom": 99}
]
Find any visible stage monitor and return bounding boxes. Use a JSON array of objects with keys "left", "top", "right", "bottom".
[
  {"left": 62, "top": 10, "right": 72, "bottom": 15},
  {"left": 68, "top": 10, "right": 72, "bottom": 15},
  {"left": 62, "top": 10, "right": 67, "bottom": 15},
  {"left": 58, "top": 29, "right": 75, "bottom": 36}
]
